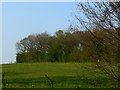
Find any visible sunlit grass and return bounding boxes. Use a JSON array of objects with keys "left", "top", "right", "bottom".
[{"left": 2, "top": 63, "right": 119, "bottom": 88}]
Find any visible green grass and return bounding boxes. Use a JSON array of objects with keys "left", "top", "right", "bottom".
[{"left": 2, "top": 62, "right": 119, "bottom": 88}]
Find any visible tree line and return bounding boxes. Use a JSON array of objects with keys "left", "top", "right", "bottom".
[{"left": 16, "top": 28, "right": 119, "bottom": 63}]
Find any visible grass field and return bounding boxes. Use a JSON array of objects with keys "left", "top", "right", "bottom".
[{"left": 2, "top": 63, "right": 119, "bottom": 88}]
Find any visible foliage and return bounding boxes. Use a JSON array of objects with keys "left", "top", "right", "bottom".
[{"left": 16, "top": 28, "right": 119, "bottom": 64}]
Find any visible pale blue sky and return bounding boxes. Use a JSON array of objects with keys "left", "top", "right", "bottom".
[
  {"left": 2, "top": 2, "right": 76, "bottom": 63},
  {"left": 0, "top": 3, "right": 2, "bottom": 63}
]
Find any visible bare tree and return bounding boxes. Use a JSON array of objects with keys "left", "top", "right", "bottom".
[{"left": 74, "top": 1, "right": 120, "bottom": 81}]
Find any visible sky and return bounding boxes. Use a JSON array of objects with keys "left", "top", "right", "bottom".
[
  {"left": 0, "top": 3, "right": 2, "bottom": 63},
  {"left": 2, "top": 2, "right": 76, "bottom": 63}
]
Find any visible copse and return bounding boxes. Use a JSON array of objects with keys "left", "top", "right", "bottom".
[{"left": 16, "top": 28, "right": 118, "bottom": 63}]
